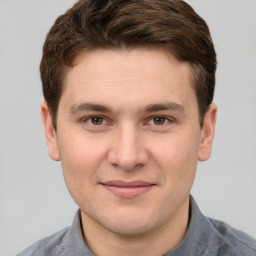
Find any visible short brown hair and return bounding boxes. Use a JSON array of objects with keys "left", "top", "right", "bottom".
[{"left": 40, "top": 0, "right": 217, "bottom": 129}]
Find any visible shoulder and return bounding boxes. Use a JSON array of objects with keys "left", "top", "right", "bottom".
[
  {"left": 204, "top": 217, "right": 256, "bottom": 256},
  {"left": 17, "top": 226, "right": 70, "bottom": 256}
]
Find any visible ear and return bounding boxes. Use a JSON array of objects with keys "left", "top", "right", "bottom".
[
  {"left": 198, "top": 104, "right": 217, "bottom": 161},
  {"left": 41, "top": 101, "right": 60, "bottom": 161}
]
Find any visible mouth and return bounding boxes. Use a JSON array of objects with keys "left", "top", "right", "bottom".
[{"left": 100, "top": 180, "right": 156, "bottom": 198}]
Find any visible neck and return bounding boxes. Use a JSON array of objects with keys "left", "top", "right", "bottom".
[{"left": 81, "top": 198, "right": 190, "bottom": 256}]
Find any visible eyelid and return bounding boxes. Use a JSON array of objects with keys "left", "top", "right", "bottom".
[
  {"left": 146, "top": 116, "right": 175, "bottom": 125},
  {"left": 80, "top": 115, "right": 176, "bottom": 127},
  {"left": 81, "top": 115, "right": 108, "bottom": 125}
]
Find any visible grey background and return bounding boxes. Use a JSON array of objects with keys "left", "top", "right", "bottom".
[{"left": 0, "top": 0, "right": 255, "bottom": 255}]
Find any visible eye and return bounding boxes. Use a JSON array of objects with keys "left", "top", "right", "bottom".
[
  {"left": 88, "top": 116, "right": 106, "bottom": 125},
  {"left": 148, "top": 117, "right": 168, "bottom": 125}
]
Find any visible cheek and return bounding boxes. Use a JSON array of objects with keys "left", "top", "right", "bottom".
[
  {"left": 150, "top": 133, "right": 199, "bottom": 184},
  {"left": 58, "top": 134, "right": 111, "bottom": 208},
  {"left": 58, "top": 134, "right": 109, "bottom": 186}
]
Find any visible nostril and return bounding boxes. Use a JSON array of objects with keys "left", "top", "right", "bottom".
[
  {"left": 107, "top": 128, "right": 149, "bottom": 170},
  {"left": 108, "top": 149, "right": 149, "bottom": 171}
]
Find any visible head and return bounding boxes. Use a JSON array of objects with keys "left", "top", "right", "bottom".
[
  {"left": 40, "top": 0, "right": 216, "bottom": 130},
  {"left": 40, "top": 0, "right": 217, "bottom": 250}
]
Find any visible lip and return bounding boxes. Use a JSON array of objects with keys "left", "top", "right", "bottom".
[{"left": 100, "top": 180, "right": 155, "bottom": 198}]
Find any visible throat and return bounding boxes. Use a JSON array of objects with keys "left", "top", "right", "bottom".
[{"left": 80, "top": 198, "right": 190, "bottom": 256}]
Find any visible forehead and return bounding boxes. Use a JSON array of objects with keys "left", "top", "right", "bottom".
[
  {"left": 69, "top": 47, "right": 193, "bottom": 83},
  {"left": 61, "top": 48, "right": 197, "bottom": 111}
]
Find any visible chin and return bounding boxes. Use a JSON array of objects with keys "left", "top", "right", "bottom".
[
  {"left": 104, "top": 219, "right": 154, "bottom": 237},
  {"left": 92, "top": 207, "right": 157, "bottom": 237}
]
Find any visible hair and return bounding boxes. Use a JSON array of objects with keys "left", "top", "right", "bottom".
[{"left": 40, "top": 0, "right": 217, "bottom": 129}]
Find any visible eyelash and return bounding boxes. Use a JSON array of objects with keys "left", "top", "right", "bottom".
[
  {"left": 81, "top": 116, "right": 174, "bottom": 126},
  {"left": 147, "top": 116, "right": 173, "bottom": 126},
  {"left": 82, "top": 116, "right": 108, "bottom": 126}
]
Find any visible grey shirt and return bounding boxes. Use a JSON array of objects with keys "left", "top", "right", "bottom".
[{"left": 18, "top": 197, "right": 256, "bottom": 256}]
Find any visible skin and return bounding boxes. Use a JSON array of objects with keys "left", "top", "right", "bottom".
[{"left": 42, "top": 48, "right": 217, "bottom": 256}]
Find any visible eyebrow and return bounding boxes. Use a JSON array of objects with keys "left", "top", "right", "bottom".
[
  {"left": 68, "top": 102, "right": 185, "bottom": 114},
  {"left": 68, "top": 103, "right": 113, "bottom": 114},
  {"left": 143, "top": 103, "right": 185, "bottom": 113}
]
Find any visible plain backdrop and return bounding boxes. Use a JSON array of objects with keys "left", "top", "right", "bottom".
[{"left": 0, "top": 0, "right": 255, "bottom": 255}]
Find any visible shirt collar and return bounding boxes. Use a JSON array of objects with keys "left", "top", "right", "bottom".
[
  {"left": 63, "top": 195, "right": 211, "bottom": 256},
  {"left": 165, "top": 195, "right": 210, "bottom": 255}
]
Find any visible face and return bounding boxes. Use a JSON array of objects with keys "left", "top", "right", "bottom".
[{"left": 42, "top": 48, "right": 216, "bottom": 238}]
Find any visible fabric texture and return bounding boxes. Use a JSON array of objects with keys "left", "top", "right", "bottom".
[{"left": 17, "top": 196, "right": 256, "bottom": 256}]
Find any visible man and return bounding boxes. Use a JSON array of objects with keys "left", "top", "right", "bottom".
[{"left": 18, "top": 0, "right": 256, "bottom": 255}]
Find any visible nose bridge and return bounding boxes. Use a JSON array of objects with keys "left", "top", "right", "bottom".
[{"left": 108, "top": 122, "right": 148, "bottom": 170}]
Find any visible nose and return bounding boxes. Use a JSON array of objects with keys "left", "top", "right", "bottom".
[{"left": 107, "top": 124, "right": 149, "bottom": 171}]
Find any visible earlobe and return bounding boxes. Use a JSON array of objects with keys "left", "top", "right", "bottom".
[
  {"left": 41, "top": 101, "right": 60, "bottom": 161},
  {"left": 198, "top": 104, "right": 217, "bottom": 161}
]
